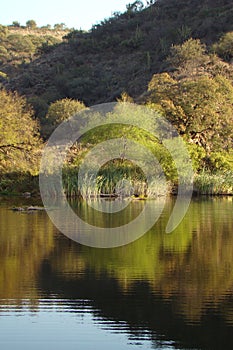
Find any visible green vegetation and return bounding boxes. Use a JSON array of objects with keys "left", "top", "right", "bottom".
[
  {"left": 212, "top": 31, "right": 233, "bottom": 62},
  {"left": 0, "top": 0, "right": 232, "bottom": 196},
  {"left": 42, "top": 197, "right": 233, "bottom": 326},
  {"left": 1, "top": 196, "right": 233, "bottom": 328},
  {"left": 43, "top": 97, "right": 86, "bottom": 137},
  {"left": 0, "top": 24, "right": 63, "bottom": 80},
  {"left": 0, "top": 89, "right": 41, "bottom": 173},
  {"left": 0, "top": 89, "right": 41, "bottom": 195},
  {"left": 63, "top": 160, "right": 169, "bottom": 198},
  {"left": 193, "top": 170, "right": 233, "bottom": 195},
  {"left": 147, "top": 72, "right": 233, "bottom": 163},
  {"left": 26, "top": 20, "right": 37, "bottom": 29}
]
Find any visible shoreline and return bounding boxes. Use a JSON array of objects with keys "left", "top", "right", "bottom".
[{"left": 0, "top": 171, "right": 232, "bottom": 198}]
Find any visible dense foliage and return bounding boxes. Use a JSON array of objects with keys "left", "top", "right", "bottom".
[
  {"left": 147, "top": 72, "right": 233, "bottom": 168},
  {"left": 0, "top": 89, "right": 41, "bottom": 174},
  {"left": 43, "top": 98, "right": 86, "bottom": 137},
  {"left": 0, "top": 0, "right": 232, "bottom": 194}
]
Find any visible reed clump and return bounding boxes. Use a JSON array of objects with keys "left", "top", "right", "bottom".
[
  {"left": 62, "top": 161, "right": 170, "bottom": 198},
  {"left": 194, "top": 170, "right": 233, "bottom": 195}
]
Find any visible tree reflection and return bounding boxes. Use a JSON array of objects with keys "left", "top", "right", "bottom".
[{"left": 0, "top": 197, "right": 233, "bottom": 348}]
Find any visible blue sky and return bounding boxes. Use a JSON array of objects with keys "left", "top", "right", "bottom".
[{"left": 1, "top": 0, "right": 147, "bottom": 30}]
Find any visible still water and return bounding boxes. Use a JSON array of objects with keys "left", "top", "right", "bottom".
[{"left": 0, "top": 196, "right": 233, "bottom": 349}]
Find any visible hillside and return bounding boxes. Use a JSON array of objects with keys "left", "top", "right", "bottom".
[
  {"left": 7, "top": 26, "right": 69, "bottom": 40},
  {"left": 0, "top": 24, "right": 68, "bottom": 80},
  {"left": 2, "top": 0, "right": 233, "bottom": 118}
]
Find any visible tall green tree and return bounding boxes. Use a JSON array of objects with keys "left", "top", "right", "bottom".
[
  {"left": 147, "top": 73, "right": 233, "bottom": 156},
  {"left": 0, "top": 89, "right": 41, "bottom": 173}
]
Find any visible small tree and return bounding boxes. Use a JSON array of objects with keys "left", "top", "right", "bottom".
[
  {"left": 12, "top": 21, "right": 21, "bottom": 28},
  {"left": 126, "top": 1, "right": 144, "bottom": 14},
  {"left": 45, "top": 98, "right": 86, "bottom": 136},
  {"left": 54, "top": 23, "right": 66, "bottom": 31},
  {"left": 117, "top": 92, "right": 134, "bottom": 103},
  {"left": 167, "top": 39, "right": 209, "bottom": 77},
  {"left": 26, "top": 20, "right": 37, "bottom": 29},
  {"left": 212, "top": 32, "right": 233, "bottom": 62}
]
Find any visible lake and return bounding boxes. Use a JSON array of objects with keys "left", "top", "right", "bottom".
[{"left": 0, "top": 196, "right": 233, "bottom": 349}]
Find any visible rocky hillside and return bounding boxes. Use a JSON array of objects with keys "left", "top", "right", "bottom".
[{"left": 2, "top": 0, "right": 233, "bottom": 117}]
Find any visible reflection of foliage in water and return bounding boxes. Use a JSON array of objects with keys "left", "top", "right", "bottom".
[
  {"left": 49, "top": 197, "right": 233, "bottom": 323},
  {"left": 0, "top": 197, "right": 233, "bottom": 327},
  {"left": 0, "top": 202, "right": 55, "bottom": 303}
]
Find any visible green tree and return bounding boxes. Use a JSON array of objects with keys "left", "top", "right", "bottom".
[
  {"left": 0, "top": 89, "right": 41, "bottom": 173},
  {"left": 12, "top": 21, "right": 20, "bottom": 27},
  {"left": 26, "top": 20, "right": 37, "bottom": 29},
  {"left": 212, "top": 32, "right": 233, "bottom": 62},
  {"left": 41, "top": 24, "right": 52, "bottom": 30},
  {"left": 147, "top": 73, "right": 233, "bottom": 159},
  {"left": 167, "top": 38, "right": 209, "bottom": 76},
  {"left": 45, "top": 98, "right": 86, "bottom": 136},
  {"left": 53, "top": 23, "right": 66, "bottom": 31},
  {"left": 126, "top": 1, "right": 144, "bottom": 13}
]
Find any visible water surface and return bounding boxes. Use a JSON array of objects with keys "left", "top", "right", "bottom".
[{"left": 0, "top": 196, "right": 233, "bottom": 349}]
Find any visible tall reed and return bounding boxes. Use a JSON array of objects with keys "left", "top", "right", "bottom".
[
  {"left": 194, "top": 170, "right": 233, "bottom": 195},
  {"left": 62, "top": 161, "right": 170, "bottom": 198}
]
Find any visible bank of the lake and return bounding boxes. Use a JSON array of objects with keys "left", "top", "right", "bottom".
[{"left": 0, "top": 169, "right": 232, "bottom": 197}]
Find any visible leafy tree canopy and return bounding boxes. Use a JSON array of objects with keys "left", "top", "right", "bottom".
[
  {"left": 26, "top": 20, "right": 37, "bottom": 29},
  {"left": 54, "top": 23, "right": 66, "bottom": 31},
  {"left": 0, "top": 89, "right": 41, "bottom": 173},
  {"left": 45, "top": 98, "right": 86, "bottom": 136},
  {"left": 11, "top": 21, "right": 20, "bottom": 28},
  {"left": 168, "top": 39, "right": 208, "bottom": 70},
  {"left": 212, "top": 32, "right": 233, "bottom": 62},
  {"left": 147, "top": 73, "right": 233, "bottom": 156}
]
